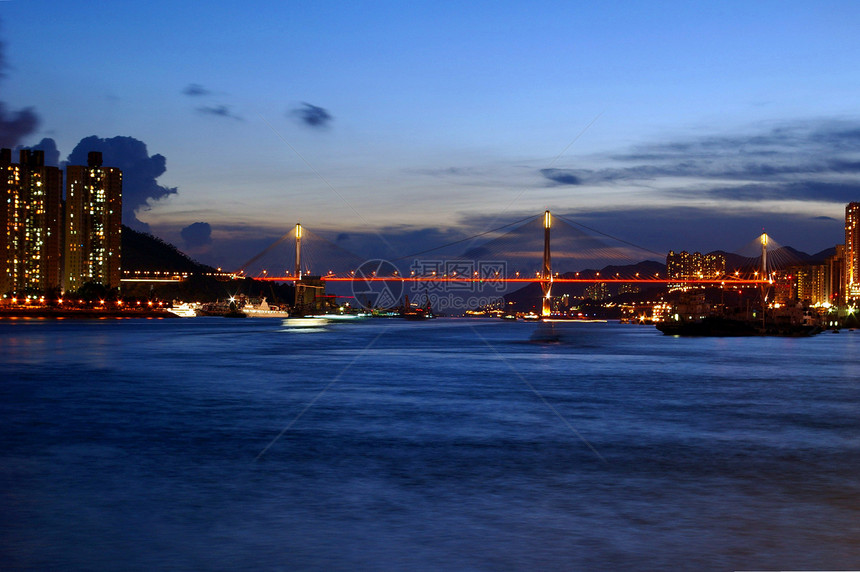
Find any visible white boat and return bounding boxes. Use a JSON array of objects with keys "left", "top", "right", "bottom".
[
  {"left": 242, "top": 297, "right": 290, "bottom": 318},
  {"left": 167, "top": 302, "right": 199, "bottom": 318}
]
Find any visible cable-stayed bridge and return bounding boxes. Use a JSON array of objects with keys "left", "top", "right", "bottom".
[{"left": 236, "top": 211, "right": 787, "bottom": 313}]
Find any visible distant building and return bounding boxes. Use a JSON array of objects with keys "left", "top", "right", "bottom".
[
  {"left": 64, "top": 152, "right": 122, "bottom": 292},
  {"left": 584, "top": 282, "right": 609, "bottom": 301},
  {"left": 666, "top": 250, "right": 725, "bottom": 290},
  {"left": 0, "top": 148, "right": 63, "bottom": 295},
  {"left": 846, "top": 202, "right": 860, "bottom": 300},
  {"left": 792, "top": 264, "right": 828, "bottom": 306}
]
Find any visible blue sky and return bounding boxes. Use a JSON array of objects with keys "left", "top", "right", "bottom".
[{"left": 2, "top": 1, "right": 859, "bottom": 270}]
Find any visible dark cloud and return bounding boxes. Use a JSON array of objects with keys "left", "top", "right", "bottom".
[
  {"left": 17, "top": 137, "right": 60, "bottom": 167},
  {"left": 0, "top": 103, "right": 39, "bottom": 149},
  {"left": 540, "top": 168, "right": 582, "bottom": 186},
  {"left": 197, "top": 105, "right": 242, "bottom": 121},
  {"left": 67, "top": 136, "right": 178, "bottom": 232},
  {"left": 291, "top": 103, "right": 333, "bottom": 129},
  {"left": 183, "top": 83, "right": 210, "bottom": 97},
  {"left": 181, "top": 222, "right": 213, "bottom": 248}
]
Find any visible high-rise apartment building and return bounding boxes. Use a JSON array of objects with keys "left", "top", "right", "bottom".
[
  {"left": 666, "top": 250, "right": 726, "bottom": 280},
  {"left": 0, "top": 148, "right": 63, "bottom": 295},
  {"left": 64, "top": 152, "right": 122, "bottom": 292},
  {"left": 846, "top": 202, "right": 860, "bottom": 300},
  {"left": 793, "top": 264, "right": 828, "bottom": 306}
]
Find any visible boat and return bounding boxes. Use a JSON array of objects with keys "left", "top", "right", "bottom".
[
  {"left": 656, "top": 316, "right": 760, "bottom": 336},
  {"left": 167, "top": 301, "right": 199, "bottom": 318},
  {"left": 656, "top": 298, "right": 822, "bottom": 337},
  {"left": 242, "top": 297, "right": 290, "bottom": 318},
  {"left": 400, "top": 295, "right": 435, "bottom": 320},
  {"left": 402, "top": 306, "right": 435, "bottom": 320}
]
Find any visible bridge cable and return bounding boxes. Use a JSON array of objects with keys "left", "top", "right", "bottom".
[
  {"left": 392, "top": 214, "right": 540, "bottom": 261},
  {"left": 554, "top": 214, "right": 666, "bottom": 258},
  {"left": 236, "top": 232, "right": 293, "bottom": 273}
]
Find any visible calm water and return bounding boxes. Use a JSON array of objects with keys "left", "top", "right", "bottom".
[{"left": 2, "top": 317, "right": 859, "bottom": 570}]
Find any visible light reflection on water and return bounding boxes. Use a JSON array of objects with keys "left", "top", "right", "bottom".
[{"left": 1, "top": 317, "right": 860, "bottom": 570}]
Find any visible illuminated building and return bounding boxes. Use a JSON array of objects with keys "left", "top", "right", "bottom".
[
  {"left": 846, "top": 202, "right": 860, "bottom": 300},
  {"left": 584, "top": 282, "right": 609, "bottom": 301},
  {"left": 0, "top": 148, "right": 63, "bottom": 295},
  {"left": 793, "top": 264, "right": 828, "bottom": 305},
  {"left": 666, "top": 250, "right": 725, "bottom": 290},
  {"left": 64, "top": 152, "right": 122, "bottom": 292},
  {"left": 826, "top": 245, "right": 845, "bottom": 305}
]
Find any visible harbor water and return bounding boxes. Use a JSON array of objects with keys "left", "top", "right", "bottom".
[{"left": 2, "top": 317, "right": 859, "bottom": 570}]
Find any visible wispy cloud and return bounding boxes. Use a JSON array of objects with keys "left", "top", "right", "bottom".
[
  {"left": 197, "top": 105, "right": 242, "bottom": 121},
  {"left": 183, "top": 83, "right": 211, "bottom": 97}
]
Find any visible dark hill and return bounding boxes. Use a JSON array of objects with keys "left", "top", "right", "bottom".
[{"left": 121, "top": 225, "right": 213, "bottom": 272}]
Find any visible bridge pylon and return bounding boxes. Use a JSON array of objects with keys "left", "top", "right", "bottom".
[
  {"left": 295, "top": 223, "right": 303, "bottom": 307},
  {"left": 542, "top": 210, "right": 552, "bottom": 316}
]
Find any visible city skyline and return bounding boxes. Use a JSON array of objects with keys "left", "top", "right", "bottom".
[{"left": 2, "top": 2, "right": 860, "bottom": 269}]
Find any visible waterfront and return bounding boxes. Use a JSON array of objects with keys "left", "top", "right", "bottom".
[{"left": 2, "top": 317, "right": 860, "bottom": 570}]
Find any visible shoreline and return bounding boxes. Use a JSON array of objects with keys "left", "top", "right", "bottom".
[{"left": 0, "top": 307, "right": 178, "bottom": 319}]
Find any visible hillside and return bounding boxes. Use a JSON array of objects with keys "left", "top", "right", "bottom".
[{"left": 121, "top": 225, "right": 213, "bottom": 272}]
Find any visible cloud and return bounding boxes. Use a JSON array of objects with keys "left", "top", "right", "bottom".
[
  {"left": 17, "top": 137, "right": 60, "bottom": 167},
  {"left": 183, "top": 83, "right": 210, "bottom": 97},
  {"left": 181, "top": 222, "right": 213, "bottom": 248},
  {"left": 540, "top": 168, "right": 583, "bottom": 186},
  {"left": 66, "top": 136, "right": 178, "bottom": 232},
  {"left": 0, "top": 103, "right": 39, "bottom": 149},
  {"left": 290, "top": 102, "right": 333, "bottom": 129},
  {"left": 197, "top": 104, "right": 242, "bottom": 121},
  {"left": 676, "top": 181, "right": 860, "bottom": 204},
  {"left": 541, "top": 118, "right": 860, "bottom": 204}
]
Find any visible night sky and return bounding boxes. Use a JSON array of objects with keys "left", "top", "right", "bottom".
[{"left": 2, "top": 1, "right": 859, "bottom": 269}]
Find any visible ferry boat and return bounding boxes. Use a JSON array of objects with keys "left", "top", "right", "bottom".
[
  {"left": 242, "top": 297, "right": 290, "bottom": 318},
  {"left": 167, "top": 302, "right": 199, "bottom": 318}
]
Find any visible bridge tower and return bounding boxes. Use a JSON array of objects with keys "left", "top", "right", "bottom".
[
  {"left": 295, "top": 223, "right": 303, "bottom": 307},
  {"left": 542, "top": 210, "right": 552, "bottom": 316}
]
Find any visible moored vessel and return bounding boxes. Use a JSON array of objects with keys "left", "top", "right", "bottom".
[{"left": 242, "top": 297, "right": 290, "bottom": 318}]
